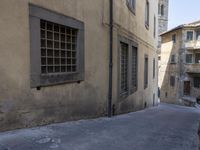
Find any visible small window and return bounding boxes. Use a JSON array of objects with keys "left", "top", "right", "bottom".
[
  {"left": 158, "top": 56, "right": 161, "bottom": 60},
  {"left": 145, "top": 0, "right": 150, "bottom": 28},
  {"left": 153, "top": 58, "right": 155, "bottom": 79},
  {"left": 127, "top": 0, "right": 136, "bottom": 14},
  {"left": 196, "top": 30, "right": 200, "bottom": 40},
  {"left": 186, "top": 54, "right": 193, "bottom": 64},
  {"left": 195, "top": 53, "right": 200, "bottom": 64},
  {"left": 170, "top": 76, "right": 175, "bottom": 87},
  {"left": 160, "top": 4, "right": 164, "bottom": 16},
  {"left": 194, "top": 77, "right": 200, "bottom": 88},
  {"left": 186, "top": 31, "right": 193, "bottom": 41},
  {"left": 170, "top": 54, "right": 176, "bottom": 64},
  {"left": 29, "top": 5, "right": 84, "bottom": 87},
  {"left": 172, "top": 34, "right": 176, "bottom": 43},
  {"left": 144, "top": 55, "right": 148, "bottom": 89},
  {"left": 153, "top": 15, "right": 156, "bottom": 38}
]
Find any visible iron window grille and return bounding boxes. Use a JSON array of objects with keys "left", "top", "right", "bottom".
[
  {"left": 195, "top": 53, "right": 200, "bottom": 64},
  {"left": 29, "top": 4, "right": 84, "bottom": 88},
  {"left": 120, "top": 42, "right": 129, "bottom": 96},
  {"left": 131, "top": 46, "right": 137, "bottom": 93}
]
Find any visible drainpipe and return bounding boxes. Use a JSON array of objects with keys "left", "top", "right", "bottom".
[{"left": 108, "top": 0, "right": 113, "bottom": 117}]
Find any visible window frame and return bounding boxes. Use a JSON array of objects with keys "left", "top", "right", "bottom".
[
  {"left": 170, "top": 76, "right": 175, "bottom": 87},
  {"left": 195, "top": 53, "right": 200, "bottom": 64},
  {"left": 186, "top": 31, "right": 193, "bottom": 41},
  {"left": 144, "top": 54, "right": 148, "bottom": 89},
  {"left": 127, "top": 0, "right": 136, "bottom": 14},
  {"left": 172, "top": 34, "right": 176, "bottom": 43},
  {"left": 118, "top": 36, "right": 138, "bottom": 99},
  {"left": 29, "top": 4, "right": 84, "bottom": 88},
  {"left": 185, "top": 53, "right": 193, "bottom": 64},
  {"left": 194, "top": 77, "right": 200, "bottom": 88},
  {"left": 145, "top": 0, "right": 150, "bottom": 29},
  {"left": 170, "top": 54, "right": 176, "bottom": 64}
]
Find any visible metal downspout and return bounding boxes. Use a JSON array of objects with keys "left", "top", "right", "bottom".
[{"left": 108, "top": 0, "right": 113, "bottom": 117}]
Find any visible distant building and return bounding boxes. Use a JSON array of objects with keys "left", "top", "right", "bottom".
[
  {"left": 158, "top": 0, "right": 169, "bottom": 49},
  {"left": 159, "top": 20, "right": 200, "bottom": 104},
  {"left": 0, "top": 0, "right": 158, "bottom": 131}
]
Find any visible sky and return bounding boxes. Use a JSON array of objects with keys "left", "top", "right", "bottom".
[{"left": 168, "top": 0, "right": 200, "bottom": 30}]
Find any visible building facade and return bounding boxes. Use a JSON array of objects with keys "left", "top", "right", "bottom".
[
  {"left": 0, "top": 0, "right": 158, "bottom": 131},
  {"left": 159, "top": 20, "right": 200, "bottom": 104}
]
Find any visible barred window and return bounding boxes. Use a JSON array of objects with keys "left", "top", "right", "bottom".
[
  {"left": 41, "top": 20, "right": 77, "bottom": 74},
  {"left": 120, "top": 42, "right": 129, "bottom": 96},
  {"left": 131, "top": 46, "right": 137, "bottom": 93},
  {"left": 29, "top": 5, "right": 84, "bottom": 88}
]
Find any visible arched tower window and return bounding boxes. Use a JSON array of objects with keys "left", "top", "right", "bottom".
[{"left": 161, "top": 4, "right": 164, "bottom": 16}]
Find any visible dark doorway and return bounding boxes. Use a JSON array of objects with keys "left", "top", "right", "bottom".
[{"left": 184, "top": 81, "right": 190, "bottom": 95}]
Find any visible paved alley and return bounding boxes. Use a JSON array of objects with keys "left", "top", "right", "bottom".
[{"left": 0, "top": 103, "right": 199, "bottom": 150}]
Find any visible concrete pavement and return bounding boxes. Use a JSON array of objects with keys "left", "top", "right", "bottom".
[{"left": 0, "top": 103, "right": 199, "bottom": 150}]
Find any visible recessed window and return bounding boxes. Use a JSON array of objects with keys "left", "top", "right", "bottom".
[
  {"left": 153, "top": 58, "right": 155, "bottom": 79},
  {"left": 131, "top": 46, "right": 137, "bottom": 93},
  {"left": 154, "top": 15, "right": 156, "bottom": 38},
  {"left": 145, "top": 0, "right": 150, "bottom": 28},
  {"left": 120, "top": 42, "right": 129, "bottom": 96},
  {"left": 160, "top": 4, "right": 164, "bottom": 16},
  {"left": 196, "top": 30, "right": 200, "bottom": 40},
  {"left": 172, "top": 34, "right": 176, "bottom": 43},
  {"left": 144, "top": 55, "right": 148, "bottom": 89},
  {"left": 170, "top": 54, "right": 176, "bottom": 64},
  {"left": 127, "top": 0, "right": 136, "bottom": 14},
  {"left": 29, "top": 4, "right": 84, "bottom": 87},
  {"left": 194, "top": 77, "right": 200, "bottom": 88},
  {"left": 186, "top": 54, "right": 193, "bottom": 64},
  {"left": 186, "top": 31, "right": 193, "bottom": 41},
  {"left": 170, "top": 76, "right": 175, "bottom": 87},
  {"left": 195, "top": 53, "right": 200, "bottom": 64},
  {"left": 119, "top": 37, "right": 138, "bottom": 98}
]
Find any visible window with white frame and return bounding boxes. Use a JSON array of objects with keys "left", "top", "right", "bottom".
[
  {"left": 186, "top": 31, "right": 193, "bottom": 41},
  {"left": 29, "top": 4, "right": 84, "bottom": 88},
  {"left": 186, "top": 54, "right": 193, "bottom": 64}
]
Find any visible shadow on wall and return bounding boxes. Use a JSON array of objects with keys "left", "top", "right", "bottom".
[{"left": 159, "top": 36, "right": 179, "bottom": 104}]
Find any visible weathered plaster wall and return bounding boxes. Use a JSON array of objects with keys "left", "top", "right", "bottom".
[{"left": 0, "top": 0, "right": 158, "bottom": 131}]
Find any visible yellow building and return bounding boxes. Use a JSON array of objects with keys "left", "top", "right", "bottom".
[
  {"left": 0, "top": 0, "right": 158, "bottom": 131},
  {"left": 159, "top": 20, "right": 200, "bottom": 104}
]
